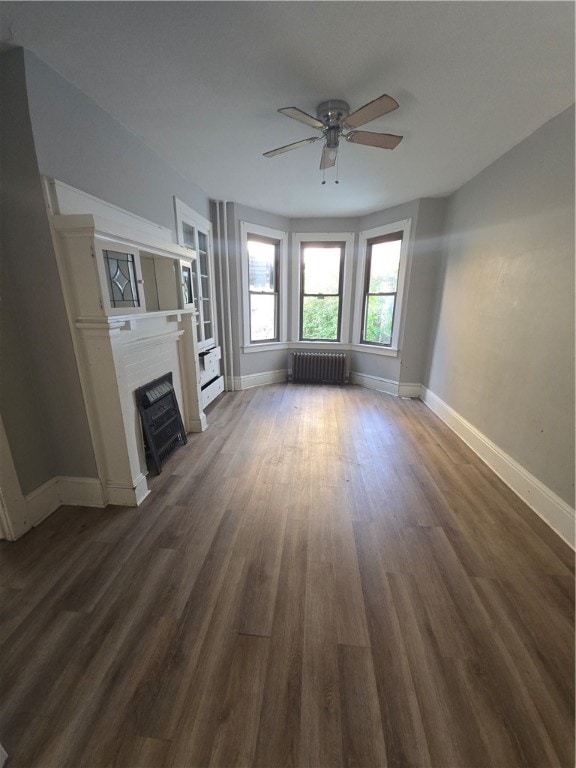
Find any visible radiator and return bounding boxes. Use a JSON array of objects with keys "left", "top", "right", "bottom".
[{"left": 291, "top": 352, "right": 346, "bottom": 384}]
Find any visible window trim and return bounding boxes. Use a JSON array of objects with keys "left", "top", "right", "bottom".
[
  {"left": 353, "top": 219, "right": 413, "bottom": 352},
  {"left": 360, "top": 231, "right": 403, "bottom": 347},
  {"left": 291, "top": 232, "right": 355, "bottom": 343},
  {"left": 247, "top": 233, "right": 280, "bottom": 344},
  {"left": 299, "top": 239, "right": 345, "bottom": 342},
  {"left": 240, "top": 221, "right": 288, "bottom": 349}
]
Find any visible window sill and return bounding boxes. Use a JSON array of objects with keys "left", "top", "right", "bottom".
[
  {"left": 241, "top": 341, "right": 399, "bottom": 358},
  {"left": 349, "top": 343, "right": 400, "bottom": 358},
  {"left": 242, "top": 341, "right": 289, "bottom": 354}
]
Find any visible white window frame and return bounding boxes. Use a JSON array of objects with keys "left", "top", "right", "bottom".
[
  {"left": 291, "top": 232, "right": 355, "bottom": 345},
  {"left": 240, "top": 221, "right": 288, "bottom": 352},
  {"left": 352, "top": 218, "right": 412, "bottom": 355}
]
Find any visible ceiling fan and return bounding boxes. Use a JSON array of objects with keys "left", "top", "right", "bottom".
[{"left": 263, "top": 94, "right": 403, "bottom": 170}]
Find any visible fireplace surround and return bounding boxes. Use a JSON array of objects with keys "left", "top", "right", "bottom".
[{"left": 46, "top": 179, "right": 209, "bottom": 506}]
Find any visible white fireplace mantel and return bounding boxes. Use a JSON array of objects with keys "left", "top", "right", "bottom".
[{"left": 47, "top": 183, "right": 208, "bottom": 507}]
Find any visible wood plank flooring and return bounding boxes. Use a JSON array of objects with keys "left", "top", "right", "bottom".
[{"left": 1, "top": 383, "right": 573, "bottom": 767}]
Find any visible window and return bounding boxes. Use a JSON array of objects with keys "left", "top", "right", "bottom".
[
  {"left": 354, "top": 219, "right": 412, "bottom": 352},
  {"left": 300, "top": 241, "right": 345, "bottom": 341},
  {"left": 361, "top": 232, "right": 403, "bottom": 346},
  {"left": 247, "top": 235, "right": 279, "bottom": 342},
  {"left": 241, "top": 222, "right": 288, "bottom": 350}
]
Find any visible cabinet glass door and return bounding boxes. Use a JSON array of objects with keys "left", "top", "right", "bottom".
[
  {"left": 175, "top": 203, "right": 217, "bottom": 352},
  {"left": 198, "top": 231, "right": 213, "bottom": 345}
]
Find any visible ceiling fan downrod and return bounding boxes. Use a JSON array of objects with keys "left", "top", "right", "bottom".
[{"left": 317, "top": 100, "right": 350, "bottom": 148}]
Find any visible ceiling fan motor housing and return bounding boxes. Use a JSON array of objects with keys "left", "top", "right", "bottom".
[
  {"left": 317, "top": 100, "right": 350, "bottom": 127},
  {"left": 317, "top": 100, "right": 350, "bottom": 148}
]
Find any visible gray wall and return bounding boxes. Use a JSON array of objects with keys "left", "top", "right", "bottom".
[
  {"left": 1, "top": 48, "right": 97, "bottom": 493},
  {"left": 227, "top": 198, "right": 446, "bottom": 388},
  {"left": 1, "top": 47, "right": 213, "bottom": 497},
  {"left": 23, "top": 50, "right": 209, "bottom": 233},
  {"left": 425, "top": 106, "right": 575, "bottom": 506},
  {"left": 400, "top": 197, "right": 447, "bottom": 385},
  {"left": 355, "top": 199, "right": 422, "bottom": 383},
  {"left": 225, "top": 203, "right": 290, "bottom": 378}
]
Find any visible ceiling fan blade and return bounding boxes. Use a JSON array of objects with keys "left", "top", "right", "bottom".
[
  {"left": 346, "top": 131, "right": 403, "bottom": 149},
  {"left": 342, "top": 94, "right": 399, "bottom": 130},
  {"left": 263, "top": 136, "right": 321, "bottom": 158},
  {"left": 278, "top": 107, "right": 325, "bottom": 130},
  {"left": 320, "top": 145, "right": 338, "bottom": 170}
]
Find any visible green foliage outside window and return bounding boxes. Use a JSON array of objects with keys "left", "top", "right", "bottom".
[
  {"left": 362, "top": 237, "right": 401, "bottom": 346},
  {"left": 364, "top": 295, "right": 394, "bottom": 345},
  {"left": 300, "top": 243, "right": 343, "bottom": 341},
  {"left": 302, "top": 296, "right": 339, "bottom": 340}
]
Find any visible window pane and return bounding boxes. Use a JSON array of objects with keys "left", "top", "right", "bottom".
[
  {"left": 248, "top": 239, "right": 276, "bottom": 292},
  {"left": 103, "top": 250, "right": 140, "bottom": 308},
  {"left": 182, "top": 222, "right": 196, "bottom": 249},
  {"left": 182, "top": 265, "right": 193, "bottom": 305},
  {"left": 303, "top": 246, "right": 341, "bottom": 294},
  {"left": 250, "top": 293, "right": 277, "bottom": 341},
  {"left": 363, "top": 294, "right": 395, "bottom": 345},
  {"left": 369, "top": 239, "right": 401, "bottom": 293},
  {"left": 302, "top": 296, "right": 339, "bottom": 340}
]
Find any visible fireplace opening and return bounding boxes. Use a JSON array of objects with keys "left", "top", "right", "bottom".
[{"left": 135, "top": 372, "right": 187, "bottom": 474}]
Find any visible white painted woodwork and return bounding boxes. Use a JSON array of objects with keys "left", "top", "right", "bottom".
[
  {"left": 52, "top": 208, "right": 207, "bottom": 507},
  {"left": 174, "top": 197, "right": 218, "bottom": 353},
  {"left": 0, "top": 415, "right": 31, "bottom": 540},
  {"left": 420, "top": 387, "right": 575, "bottom": 548},
  {"left": 174, "top": 197, "right": 223, "bottom": 406}
]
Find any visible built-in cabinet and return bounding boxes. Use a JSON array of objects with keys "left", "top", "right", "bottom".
[
  {"left": 174, "top": 197, "right": 224, "bottom": 406},
  {"left": 48, "top": 186, "right": 211, "bottom": 506}
]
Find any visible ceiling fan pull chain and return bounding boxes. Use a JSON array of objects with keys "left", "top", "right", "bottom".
[{"left": 335, "top": 154, "right": 340, "bottom": 184}]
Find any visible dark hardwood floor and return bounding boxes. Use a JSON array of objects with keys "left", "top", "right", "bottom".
[{"left": 1, "top": 384, "right": 574, "bottom": 767}]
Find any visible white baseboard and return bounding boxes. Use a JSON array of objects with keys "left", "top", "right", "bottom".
[
  {"left": 231, "top": 369, "right": 421, "bottom": 398},
  {"left": 26, "top": 478, "right": 62, "bottom": 526},
  {"left": 420, "top": 387, "right": 575, "bottom": 548},
  {"left": 25, "top": 475, "right": 118, "bottom": 528},
  {"left": 187, "top": 414, "right": 208, "bottom": 433},
  {"left": 234, "top": 369, "right": 288, "bottom": 390},
  {"left": 350, "top": 372, "right": 399, "bottom": 395},
  {"left": 349, "top": 372, "right": 420, "bottom": 398},
  {"left": 60, "top": 476, "right": 107, "bottom": 507},
  {"left": 106, "top": 473, "right": 150, "bottom": 506},
  {"left": 398, "top": 382, "right": 423, "bottom": 398}
]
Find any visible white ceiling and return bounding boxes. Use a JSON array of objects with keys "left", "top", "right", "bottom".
[{"left": 1, "top": 1, "right": 574, "bottom": 218}]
